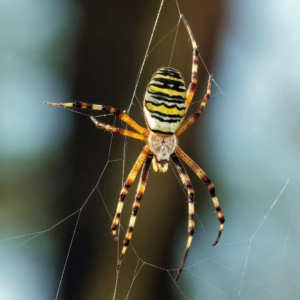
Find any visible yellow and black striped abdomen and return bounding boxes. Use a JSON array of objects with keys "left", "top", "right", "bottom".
[{"left": 144, "top": 67, "right": 186, "bottom": 135}]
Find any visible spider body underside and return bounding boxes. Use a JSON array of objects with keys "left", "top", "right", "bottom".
[{"left": 44, "top": 14, "right": 225, "bottom": 281}]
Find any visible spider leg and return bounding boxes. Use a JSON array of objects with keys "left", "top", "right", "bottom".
[
  {"left": 43, "top": 101, "right": 148, "bottom": 135},
  {"left": 91, "top": 116, "right": 147, "bottom": 142},
  {"left": 117, "top": 153, "right": 153, "bottom": 270},
  {"left": 171, "top": 153, "right": 195, "bottom": 281},
  {"left": 175, "top": 147, "right": 225, "bottom": 246},
  {"left": 111, "top": 145, "right": 150, "bottom": 240},
  {"left": 181, "top": 15, "right": 199, "bottom": 112},
  {"left": 176, "top": 75, "right": 212, "bottom": 137}
]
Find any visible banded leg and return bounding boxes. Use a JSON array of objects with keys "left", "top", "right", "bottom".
[
  {"left": 91, "top": 117, "right": 147, "bottom": 142},
  {"left": 43, "top": 101, "right": 148, "bottom": 135},
  {"left": 111, "top": 145, "right": 150, "bottom": 240},
  {"left": 176, "top": 75, "right": 212, "bottom": 137},
  {"left": 175, "top": 147, "right": 225, "bottom": 246},
  {"left": 171, "top": 153, "right": 195, "bottom": 281},
  {"left": 117, "top": 153, "right": 153, "bottom": 269},
  {"left": 181, "top": 15, "right": 199, "bottom": 112}
]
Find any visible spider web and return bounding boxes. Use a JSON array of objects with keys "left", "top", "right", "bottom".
[{"left": 1, "top": 0, "right": 300, "bottom": 299}]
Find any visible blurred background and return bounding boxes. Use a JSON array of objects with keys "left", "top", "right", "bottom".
[{"left": 1, "top": 0, "right": 300, "bottom": 299}]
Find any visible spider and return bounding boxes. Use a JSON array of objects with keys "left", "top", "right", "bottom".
[{"left": 44, "top": 14, "right": 225, "bottom": 281}]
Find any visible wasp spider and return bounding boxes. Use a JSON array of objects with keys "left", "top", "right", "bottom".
[{"left": 44, "top": 15, "right": 225, "bottom": 281}]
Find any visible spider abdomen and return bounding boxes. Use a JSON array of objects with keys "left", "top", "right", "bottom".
[{"left": 144, "top": 67, "right": 186, "bottom": 135}]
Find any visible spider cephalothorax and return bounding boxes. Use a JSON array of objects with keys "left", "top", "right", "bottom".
[
  {"left": 44, "top": 14, "right": 225, "bottom": 281},
  {"left": 147, "top": 131, "right": 178, "bottom": 172}
]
